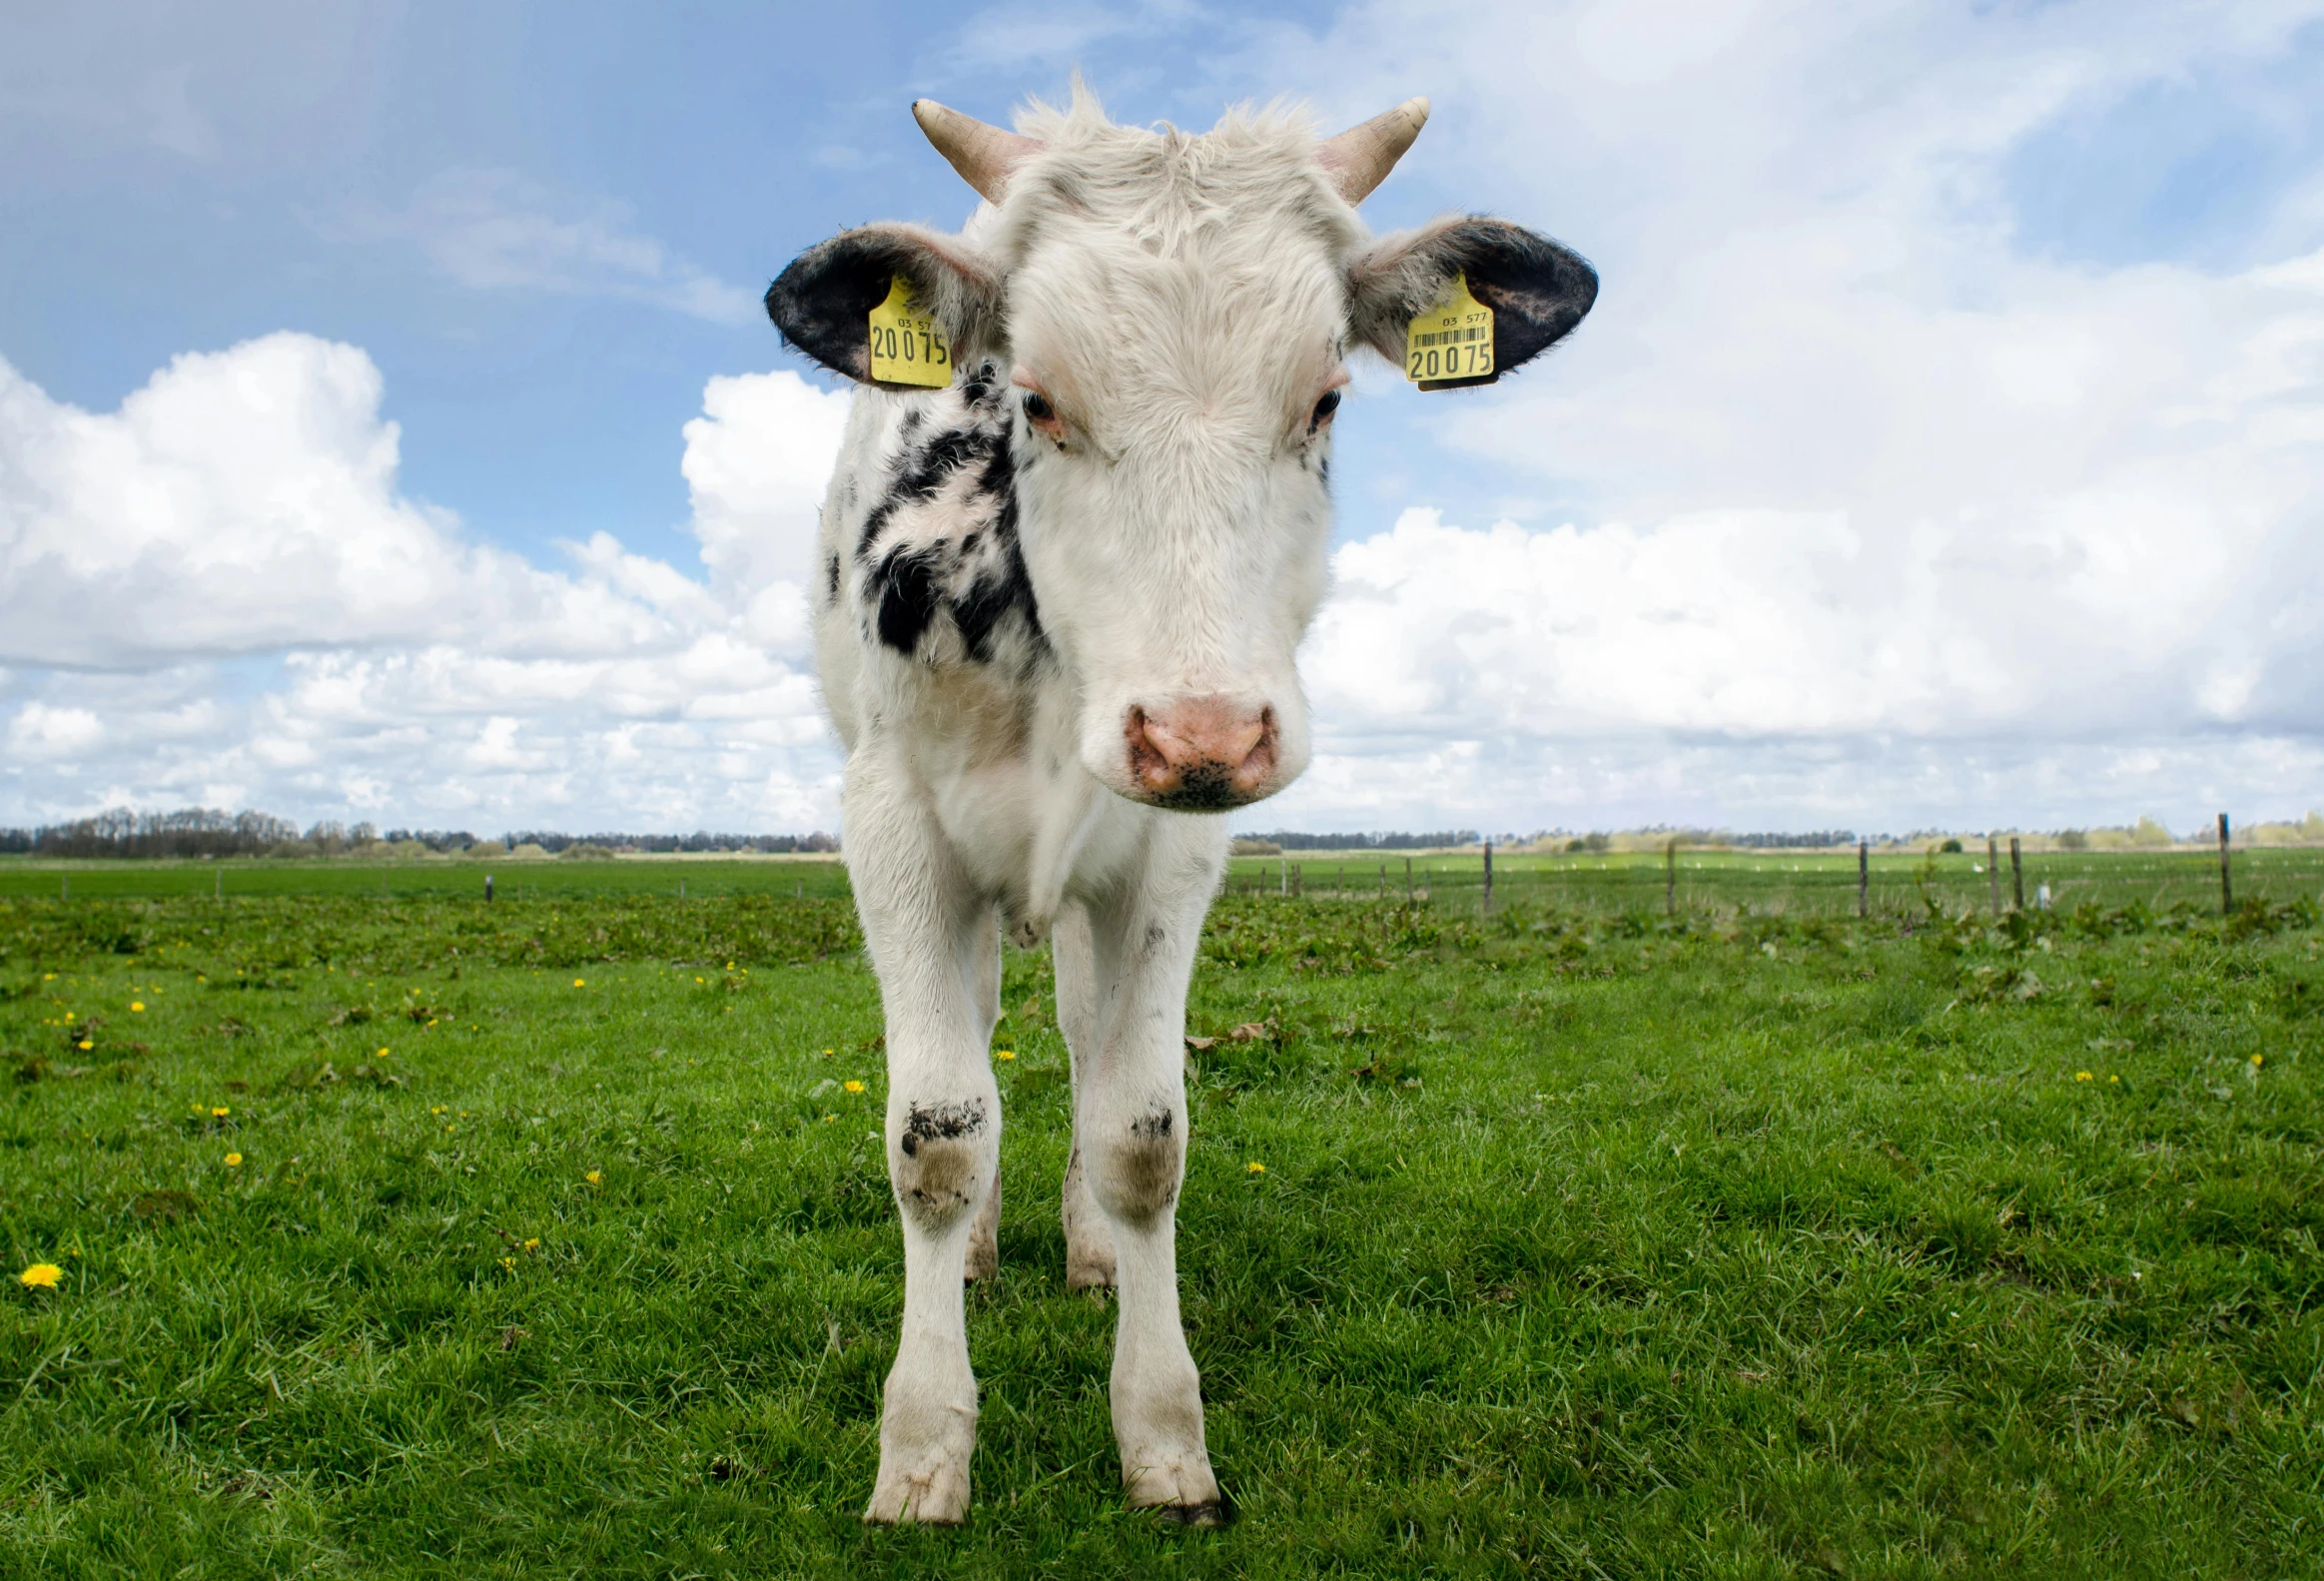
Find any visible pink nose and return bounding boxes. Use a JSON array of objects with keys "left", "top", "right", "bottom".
[{"left": 1125, "top": 697, "right": 1278, "bottom": 809}]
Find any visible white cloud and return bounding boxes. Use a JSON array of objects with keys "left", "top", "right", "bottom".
[
  {"left": 0, "top": 334, "right": 678, "bottom": 669},
  {"left": 681, "top": 370, "right": 855, "bottom": 654},
  {"left": 0, "top": 338, "right": 848, "bottom": 832},
  {"left": 324, "top": 168, "right": 760, "bottom": 324},
  {"left": 8, "top": 702, "right": 103, "bottom": 760},
  {"left": 1220, "top": 0, "right": 2324, "bottom": 830}
]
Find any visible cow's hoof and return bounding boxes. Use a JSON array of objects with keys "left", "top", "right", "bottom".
[
  {"left": 964, "top": 1227, "right": 998, "bottom": 1283},
  {"left": 1065, "top": 1253, "right": 1116, "bottom": 1291},
  {"left": 1154, "top": 1495, "right": 1236, "bottom": 1529},
  {"left": 864, "top": 1452, "right": 972, "bottom": 1526},
  {"left": 1125, "top": 1456, "right": 1224, "bottom": 1522}
]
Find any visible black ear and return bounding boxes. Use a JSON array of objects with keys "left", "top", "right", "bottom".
[
  {"left": 764, "top": 223, "right": 1001, "bottom": 388},
  {"left": 1348, "top": 218, "right": 1598, "bottom": 387}
]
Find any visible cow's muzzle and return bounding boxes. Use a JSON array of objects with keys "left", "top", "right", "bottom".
[{"left": 1123, "top": 697, "right": 1279, "bottom": 810}]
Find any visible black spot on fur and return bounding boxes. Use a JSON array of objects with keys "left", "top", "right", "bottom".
[
  {"left": 900, "top": 1100, "right": 987, "bottom": 1157},
  {"left": 872, "top": 545, "right": 943, "bottom": 654},
  {"left": 1130, "top": 1110, "right": 1173, "bottom": 1140},
  {"left": 824, "top": 554, "right": 841, "bottom": 607}
]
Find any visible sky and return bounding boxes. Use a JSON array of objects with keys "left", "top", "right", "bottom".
[{"left": 3, "top": 0, "right": 2323, "bottom": 839}]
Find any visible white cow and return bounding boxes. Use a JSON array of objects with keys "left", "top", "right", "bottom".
[{"left": 764, "top": 88, "right": 1594, "bottom": 1526}]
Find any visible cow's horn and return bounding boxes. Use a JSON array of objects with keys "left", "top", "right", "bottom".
[
  {"left": 1316, "top": 97, "right": 1430, "bottom": 204},
  {"left": 912, "top": 99, "right": 1042, "bottom": 203}
]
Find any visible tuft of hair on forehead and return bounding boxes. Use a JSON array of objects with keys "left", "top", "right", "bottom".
[{"left": 988, "top": 86, "right": 1366, "bottom": 263}]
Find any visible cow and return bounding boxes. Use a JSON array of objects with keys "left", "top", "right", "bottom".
[{"left": 763, "top": 87, "right": 1595, "bottom": 1527}]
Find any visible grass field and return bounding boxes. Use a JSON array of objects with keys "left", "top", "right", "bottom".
[{"left": 3, "top": 874, "right": 2321, "bottom": 1575}]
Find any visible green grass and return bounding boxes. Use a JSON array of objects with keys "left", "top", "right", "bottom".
[
  {"left": 2, "top": 887, "right": 2320, "bottom": 1576},
  {"left": 0, "top": 857, "right": 855, "bottom": 903}
]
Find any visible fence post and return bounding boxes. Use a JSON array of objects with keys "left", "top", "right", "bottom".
[
  {"left": 2218, "top": 812, "right": 2233, "bottom": 916},
  {"left": 1482, "top": 840, "right": 1493, "bottom": 910},
  {"left": 2008, "top": 837, "right": 2023, "bottom": 912},
  {"left": 1987, "top": 836, "right": 2000, "bottom": 917},
  {"left": 1858, "top": 839, "right": 1869, "bottom": 919},
  {"left": 485, "top": 873, "right": 494, "bottom": 903},
  {"left": 1405, "top": 856, "right": 1413, "bottom": 901},
  {"left": 1665, "top": 838, "right": 1677, "bottom": 917},
  {"left": 215, "top": 868, "right": 222, "bottom": 901}
]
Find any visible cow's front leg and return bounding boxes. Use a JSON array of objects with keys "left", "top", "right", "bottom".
[
  {"left": 848, "top": 770, "right": 1001, "bottom": 1526},
  {"left": 1079, "top": 834, "right": 1231, "bottom": 1523}
]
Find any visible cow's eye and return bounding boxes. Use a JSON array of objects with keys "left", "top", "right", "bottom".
[
  {"left": 1022, "top": 392, "right": 1056, "bottom": 424},
  {"left": 1309, "top": 389, "right": 1341, "bottom": 431}
]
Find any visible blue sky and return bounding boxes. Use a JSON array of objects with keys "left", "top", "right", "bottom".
[{"left": 5, "top": 1, "right": 2324, "bottom": 837}]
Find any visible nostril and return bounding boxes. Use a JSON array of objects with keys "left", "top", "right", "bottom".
[{"left": 1125, "top": 706, "right": 1175, "bottom": 789}]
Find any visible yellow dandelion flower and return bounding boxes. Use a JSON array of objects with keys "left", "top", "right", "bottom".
[
  {"left": 572, "top": 979, "right": 585, "bottom": 988},
  {"left": 212, "top": 1106, "right": 231, "bottom": 1117},
  {"left": 2251, "top": 1054, "right": 2265, "bottom": 1068},
  {"left": 2109, "top": 1074, "right": 2120, "bottom": 1083},
  {"left": 1247, "top": 1162, "right": 1265, "bottom": 1175},
  {"left": 377, "top": 1048, "right": 388, "bottom": 1058},
  {"left": 823, "top": 1114, "right": 838, "bottom": 1124},
  {"left": 499, "top": 1256, "right": 515, "bottom": 1270},
  {"left": 430, "top": 1105, "right": 447, "bottom": 1115},
  {"left": 18, "top": 1263, "right": 62, "bottom": 1290},
  {"left": 64, "top": 1011, "right": 75, "bottom": 1022},
  {"left": 996, "top": 1050, "right": 1016, "bottom": 1061},
  {"left": 130, "top": 1002, "right": 144, "bottom": 1012},
  {"left": 77, "top": 1040, "right": 93, "bottom": 1052},
  {"left": 585, "top": 1170, "right": 602, "bottom": 1186},
  {"left": 522, "top": 1237, "right": 540, "bottom": 1251},
  {"left": 224, "top": 1152, "right": 243, "bottom": 1168},
  {"left": 844, "top": 1080, "right": 865, "bottom": 1094},
  {"left": 42, "top": 973, "right": 54, "bottom": 981},
  {"left": 725, "top": 962, "right": 734, "bottom": 971},
  {"left": 695, "top": 977, "right": 704, "bottom": 984},
  {"left": 822, "top": 1048, "right": 833, "bottom": 1056},
  {"left": 443, "top": 1125, "right": 454, "bottom": 1134},
  {"left": 2074, "top": 1072, "right": 2092, "bottom": 1082}
]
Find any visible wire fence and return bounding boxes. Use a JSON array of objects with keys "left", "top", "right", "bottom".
[{"left": 1222, "top": 848, "right": 2324, "bottom": 919}]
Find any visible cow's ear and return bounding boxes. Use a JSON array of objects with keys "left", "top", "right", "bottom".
[
  {"left": 764, "top": 224, "right": 1001, "bottom": 388},
  {"left": 1347, "top": 218, "right": 1597, "bottom": 386}
]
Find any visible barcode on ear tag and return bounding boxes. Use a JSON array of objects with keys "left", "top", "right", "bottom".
[
  {"left": 868, "top": 275, "right": 952, "bottom": 388},
  {"left": 1405, "top": 272, "right": 1495, "bottom": 390}
]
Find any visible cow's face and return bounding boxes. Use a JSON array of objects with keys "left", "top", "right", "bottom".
[{"left": 768, "top": 93, "right": 1595, "bottom": 811}]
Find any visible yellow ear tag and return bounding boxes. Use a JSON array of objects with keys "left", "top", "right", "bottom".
[
  {"left": 1405, "top": 271, "right": 1496, "bottom": 390},
  {"left": 868, "top": 275, "right": 952, "bottom": 389}
]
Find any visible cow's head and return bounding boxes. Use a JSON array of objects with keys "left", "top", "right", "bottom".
[{"left": 768, "top": 91, "right": 1595, "bottom": 811}]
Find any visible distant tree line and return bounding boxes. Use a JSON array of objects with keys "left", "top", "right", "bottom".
[
  {"left": 1728, "top": 830, "right": 1858, "bottom": 849},
  {"left": 0, "top": 807, "right": 304, "bottom": 858},
  {"left": 1231, "top": 830, "right": 1480, "bottom": 851},
  {"left": 499, "top": 830, "right": 839, "bottom": 855},
  {"left": 0, "top": 806, "right": 839, "bottom": 858}
]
